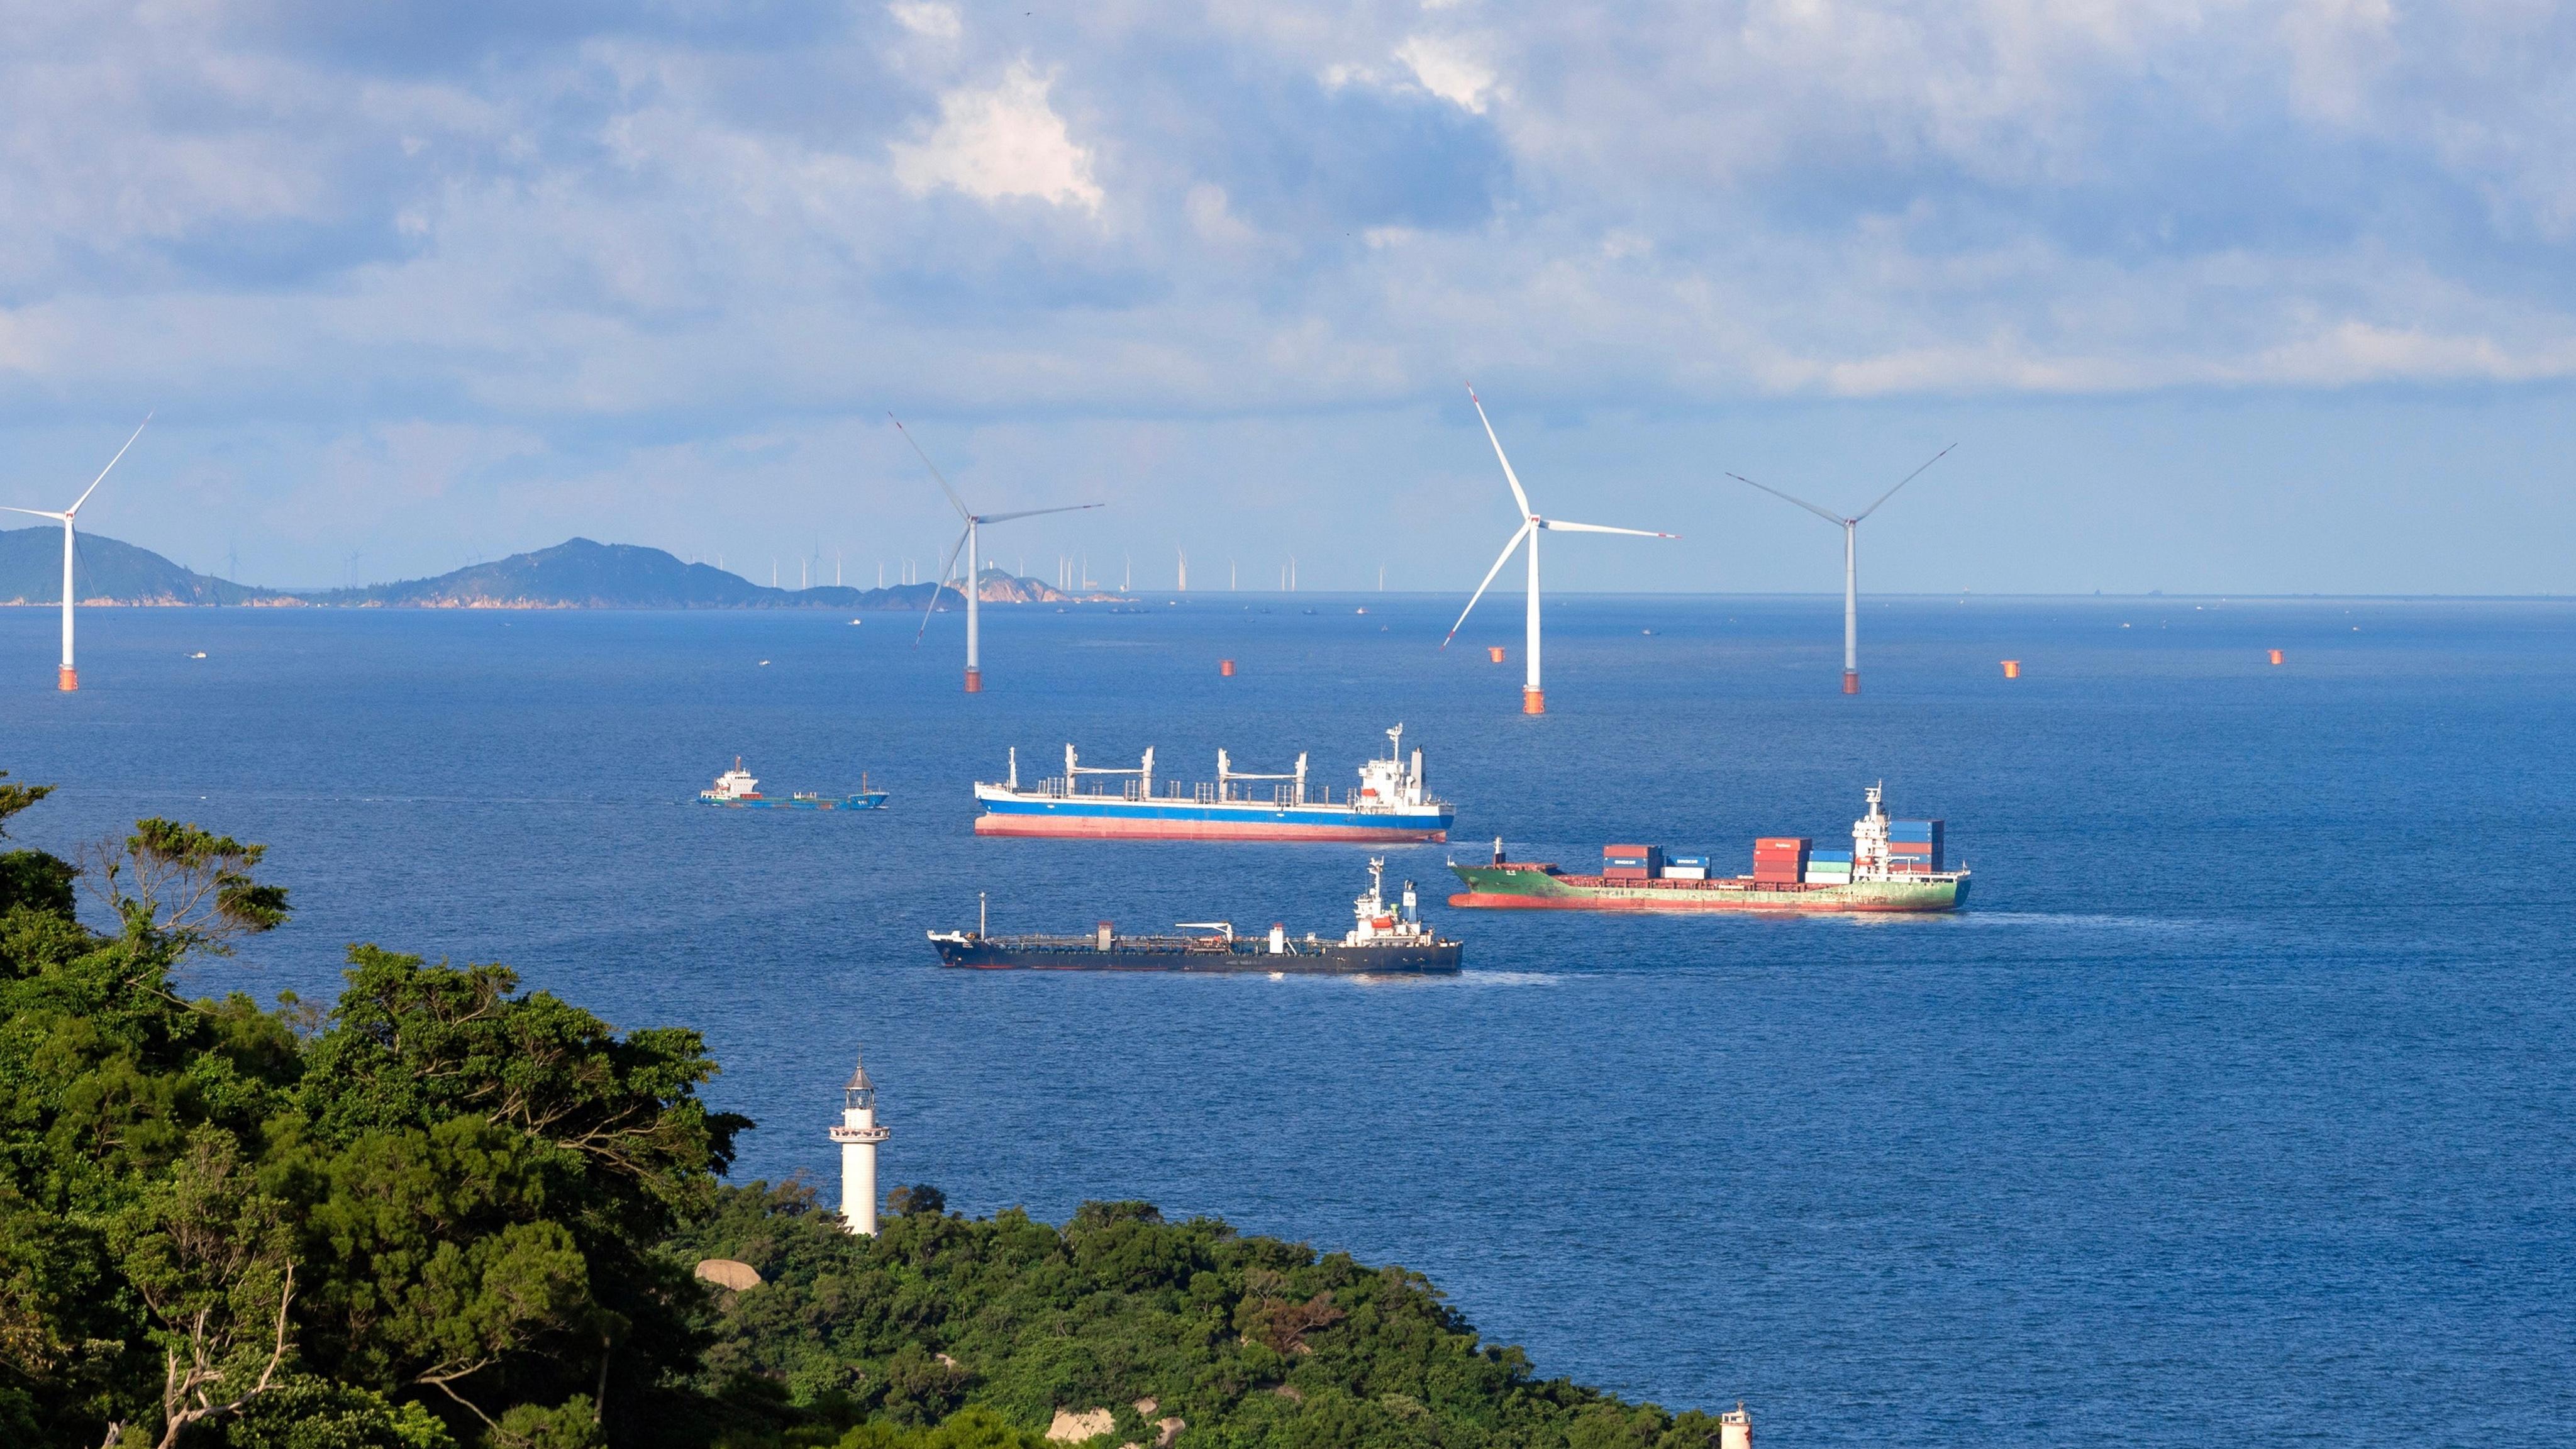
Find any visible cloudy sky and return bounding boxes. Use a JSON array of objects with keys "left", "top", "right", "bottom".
[{"left": 4, "top": 1, "right": 2573, "bottom": 592}]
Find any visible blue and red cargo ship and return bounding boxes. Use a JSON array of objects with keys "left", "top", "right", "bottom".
[{"left": 972, "top": 725, "right": 1452, "bottom": 842}]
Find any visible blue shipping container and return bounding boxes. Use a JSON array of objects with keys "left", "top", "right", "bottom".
[
  {"left": 1668, "top": 854, "right": 1709, "bottom": 867},
  {"left": 1809, "top": 850, "right": 1855, "bottom": 863}
]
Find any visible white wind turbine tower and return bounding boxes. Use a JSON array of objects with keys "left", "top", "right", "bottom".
[
  {"left": 1728, "top": 444, "right": 1955, "bottom": 694},
  {"left": 892, "top": 414, "right": 1099, "bottom": 692},
  {"left": 1443, "top": 388, "right": 1675, "bottom": 715},
  {"left": 5, "top": 415, "right": 150, "bottom": 692}
]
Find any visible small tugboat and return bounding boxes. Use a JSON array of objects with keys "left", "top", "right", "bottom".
[
  {"left": 697, "top": 758, "right": 889, "bottom": 810},
  {"left": 929, "top": 858, "right": 1462, "bottom": 973}
]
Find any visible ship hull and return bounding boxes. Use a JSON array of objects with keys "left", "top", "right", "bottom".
[
  {"left": 973, "top": 791, "right": 1448, "bottom": 842},
  {"left": 701, "top": 793, "right": 889, "bottom": 810},
  {"left": 1448, "top": 863, "right": 1966, "bottom": 913},
  {"left": 932, "top": 936, "right": 1461, "bottom": 974}
]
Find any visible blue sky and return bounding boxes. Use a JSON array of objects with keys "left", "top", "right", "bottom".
[{"left": 2, "top": 1, "right": 2572, "bottom": 592}]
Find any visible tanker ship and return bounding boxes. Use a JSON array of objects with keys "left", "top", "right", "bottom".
[
  {"left": 970, "top": 724, "right": 1452, "bottom": 841},
  {"left": 929, "top": 858, "right": 1462, "bottom": 973},
  {"left": 1448, "top": 784, "right": 1968, "bottom": 913}
]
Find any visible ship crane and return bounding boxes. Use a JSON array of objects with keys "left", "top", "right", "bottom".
[
  {"left": 1216, "top": 748, "right": 1307, "bottom": 805},
  {"left": 1066, "top": 743, "right": 1155, "bottom": 798}
]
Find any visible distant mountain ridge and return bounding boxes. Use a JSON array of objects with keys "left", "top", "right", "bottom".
[
  {"left": 0, "top": 527, "right": 281, "bottom": 606},
  {"left": 0, "top": 532, "right": 1110, "bottom": 609}
]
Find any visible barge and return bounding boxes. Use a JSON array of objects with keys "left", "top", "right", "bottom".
[
  {"left": 930, "top": 859, "right": 1462, "bottom": 973},
  {"left": 699, "top": 760, "right": 889, "bottom": 810}
]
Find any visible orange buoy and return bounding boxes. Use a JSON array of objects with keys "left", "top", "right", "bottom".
[
  {"left": 2268, "top": 648, "right": 2284, "bottom": 665},
  {"left": 1219, "top": 658, "right": 1235, "bottom": 677},
  {"left": 1487, "top": 645, "right": 1507, "bottom": 663},
  {"left": 2001, "top": 660, "right": 2021, "bottom": 679}
]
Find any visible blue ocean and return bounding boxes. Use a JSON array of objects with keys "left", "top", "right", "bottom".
[{"left": 5, "top": 595, "right": 2570, "bottom": 1446}]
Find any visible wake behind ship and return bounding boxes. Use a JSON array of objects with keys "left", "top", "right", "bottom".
[{"left": 972, "top": 724, "right": 1452, "bottom": 842}]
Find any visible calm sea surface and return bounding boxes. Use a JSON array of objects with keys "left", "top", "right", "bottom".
[{"left": 4, "top": 595, "right": 2571, "bottom": 1446}]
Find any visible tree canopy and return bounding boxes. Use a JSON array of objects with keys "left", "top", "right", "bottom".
[{"left": 0, "top": 780, "right": 1724, "bottom": 1449}]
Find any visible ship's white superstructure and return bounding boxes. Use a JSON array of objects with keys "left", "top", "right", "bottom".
[
  {"left": 1341, "top": 857, "right": 1436, "bottom": 946},
  {"left": 703, "top": 759, "right": 760, "bottom": 802}
]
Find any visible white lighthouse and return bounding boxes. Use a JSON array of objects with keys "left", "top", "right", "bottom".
[{"left": 827, "top": 1051, "right": 892, "bottom": 1235}]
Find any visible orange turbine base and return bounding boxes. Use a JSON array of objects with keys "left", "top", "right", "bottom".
[
  {"left": 57, "top": 667, "right": 77, "bottom": 692},
  {"left": 963, "top": 668, "right": 983, "bottom": 694},
  {"left": 1522, "top": 687, "right": 1545, "bottom": 715},
  {"left": 1843, "top": 671, "right": 1859, "bottom": 694}
]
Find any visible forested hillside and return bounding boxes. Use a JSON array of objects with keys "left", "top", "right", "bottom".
[{"left": 0, "top": 775, "right": 1726, "bottom": 1449}]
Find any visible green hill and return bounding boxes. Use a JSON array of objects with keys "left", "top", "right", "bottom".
[{"left": 0, "top": 526, "right": 277, "bottom": 604}]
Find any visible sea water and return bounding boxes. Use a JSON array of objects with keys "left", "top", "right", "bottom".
[{"left": 4, "top": 596, "right": 2570, "bottom": 1447}]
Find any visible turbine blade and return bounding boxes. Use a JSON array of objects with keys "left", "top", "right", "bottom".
[
  {"left": 1726, "top": 472, "right": 1844, "bottom": 525},
  {"left": 1541, "top": 519, "right": 1678, "bottom": 538},
  {"left": 1855, "top": 443, "right": 1957, "bottom": 521},
  {"left": 2, "top": 507, "right": 69, "bottom": 519},
  {"left": 889, "top": 413, "right": 972, "bottom": 522},
  {"left": 913, "top": 525, "right": 972, "bottom": 646},
  {"left": 1465, "top": 386, "right": 1534, "bottom": 518},
  {"left": 67, "top": 413, "right": 150, "bottom": 518},
  {"left": 976, "top": 503, "right": 1103, "bottom": 525},
  {"left": 1441, "top": 521, "right": 1533, "bottom": 650}
]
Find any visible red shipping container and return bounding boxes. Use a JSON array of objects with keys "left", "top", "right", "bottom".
[
  {"left": 1887, "top": 841, "right": 1934, "bottom": 854},
  {"left": 1753, "top": 869, "right": 1801, "bottom": 883},
  {"left": 1753, "top": 837, "right": 1810, "bottom": 852},
  {"left": 1602, "top": 866, "right": 1652, "bottom": 880},
  {"left": 1604, "top": 844, "right": 1655, "bottom": 857}
]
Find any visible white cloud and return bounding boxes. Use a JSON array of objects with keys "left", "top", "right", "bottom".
[
  {"left": 888, "top": 62, "right": 1103, "bottom": 213},
  {"left": 1394, "top": 35, "right": 1497, "bottom": 113},
  {"left": 887, "top": 3, "right": 962, "bottom": 42}
]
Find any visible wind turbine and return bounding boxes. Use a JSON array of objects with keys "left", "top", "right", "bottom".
[
  {"left": 1442, "top": 388, "right": 1675, "bottom": 715},
  {"left": 891, "top": 414, "right": 1100, "bottom": 692},
  {"left": 5, "top": 415, "right": 150, "bottom": 692},
  {"left": 1728, "top": 444, "right": 1955, "bottom": 694}
]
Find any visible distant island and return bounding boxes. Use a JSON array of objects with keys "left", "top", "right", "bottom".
[{"left": 0, "top": 531, "right": 1117, "bottom": 609}]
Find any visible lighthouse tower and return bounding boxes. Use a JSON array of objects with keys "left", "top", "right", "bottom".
[{"left": 828, "top": 1052, "right": 892, "bottom": 1235}]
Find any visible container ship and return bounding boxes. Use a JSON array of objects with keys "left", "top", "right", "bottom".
[
  {"left": 1448, "top": 784, "right": 1967, "bottom": 913},
  {"left": 698, "top": 760, "right": 889, "bottom": 810},
  {"left": 928, "top": 859, "right": 1462, "bottom": 973},
  {"left": 970, "top": 724, "right": 1452, "bottom": 841}
]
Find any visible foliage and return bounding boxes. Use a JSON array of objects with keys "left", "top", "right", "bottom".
[
  {"left": 664, "top": 1186, "right": 1728, "bottom": 1449},
  {"left": 0, "top": 776, "right": 1722, "bottom": 1449}
]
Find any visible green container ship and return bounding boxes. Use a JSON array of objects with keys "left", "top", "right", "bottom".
[{"left": 1448, "top": 784, "right": 1969, "bottom": 914}]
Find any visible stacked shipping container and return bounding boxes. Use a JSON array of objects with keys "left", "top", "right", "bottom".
[
  {"left": 1752, "top": 836, "right": 1809, "bottom": 883},
  {"left": 1602, "top": 844, "right": 1663, "bottom": 880},
  {"left": 1887, "top": 819, "right": 1943, "bottom": 873},
  {"left": 1662, "top": 853, "right": 1710, "bottom": 880},
  {"left": 1804, "top": 848, "right": 1854, "bottom": 884}
]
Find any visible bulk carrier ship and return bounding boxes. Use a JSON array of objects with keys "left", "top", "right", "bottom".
[
  {"left": 929, "top": 858, "right": 1461, "bottom": 973},
  {"left": 1448, "top": 784, "right": 1968, "bottom": 913},
  {"left": 971, "top": 724, "right": 1452, "bottom": 841}
]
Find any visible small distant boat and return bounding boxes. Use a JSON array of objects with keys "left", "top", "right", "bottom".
[{"left": 699, "top": 758, "right": 888, "bottom": 810}]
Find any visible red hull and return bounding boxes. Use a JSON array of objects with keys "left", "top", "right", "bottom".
[{"left": 977, "top": 816, "right": 1446, "bottom": 843}]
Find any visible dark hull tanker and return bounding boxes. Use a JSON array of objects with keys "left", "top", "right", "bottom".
[{"left": 931, "top": 859, "right": 1461, "bottom": 974}]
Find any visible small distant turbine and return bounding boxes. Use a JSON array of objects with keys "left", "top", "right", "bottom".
[
  {"left": 1728, "top": 444, "right": 1955, "bottom": 694},
  {"left": 1443, "top": 388, "right": 1674, "bottom": 715},
  {"left": 4, "top": 414, "right": 150, "bottom": 691},
  {"left": 892, "top": 414, "right": 1099, "bottom": 692}
]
